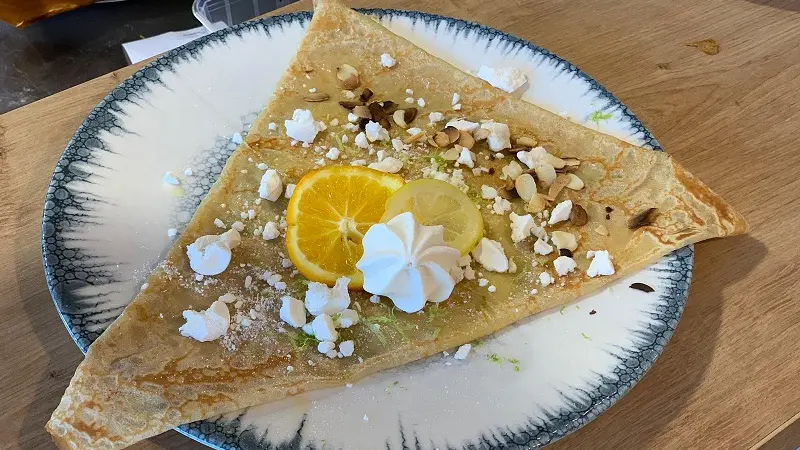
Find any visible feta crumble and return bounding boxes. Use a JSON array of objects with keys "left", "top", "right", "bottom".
[
  {"left": 284, "top": 109, "right": 325, "bottom": 144},
  {"left": 476, "top": 65, "right": 528, "bottom": 93},
  {"left": 258, "top": 169, "right": 283, "bottom": 201},
  {"left": 472, "top": 238, "right": 509, "bottom": 273},
  {"left": 553, "top": 256, "right": 577, "bottom": 276},
  {"left": 548, "top": 200, "right": 573, "bottom": 225},
  {"left": 587, "top": 250, "right": 615, "bottom": 277},
  {"left": 380, "top": 53, "right": 396, "bottom": 67}
]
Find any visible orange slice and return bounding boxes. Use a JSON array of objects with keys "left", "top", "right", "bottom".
[{"left": 286, "top": 166, "right": 405, "bottom": 288}]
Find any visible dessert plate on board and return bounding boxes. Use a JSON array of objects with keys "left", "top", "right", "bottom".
[{"left": 43, "top": 9, "right": 690, "bottom": 450}]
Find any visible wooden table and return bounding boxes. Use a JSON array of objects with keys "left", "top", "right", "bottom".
[{"left": 1, "top": 0, "right": 798, "bottom": 448}]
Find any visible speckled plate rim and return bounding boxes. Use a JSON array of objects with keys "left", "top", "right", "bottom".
[{"left": 42, "top": 8, "right": 692, "bottom": 450}]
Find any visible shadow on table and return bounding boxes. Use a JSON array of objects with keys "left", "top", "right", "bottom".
[
  {"left": 744, "top": 0, "right": 800, "bottom": 11},
  {"left": 549, "top": 234, "right": 766, "bottom": 450}
]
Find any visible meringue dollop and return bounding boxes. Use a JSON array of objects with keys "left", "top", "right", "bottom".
[{"left": 356, "top": 212, "right": 461, "bottom": 313}]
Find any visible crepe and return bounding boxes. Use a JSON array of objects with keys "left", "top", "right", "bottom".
[{"left": 46, "top": 0, "right": 747, "bottom": 448}]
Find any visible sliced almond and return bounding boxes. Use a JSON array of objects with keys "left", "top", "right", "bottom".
[
  {"left": 434, "top": 132, "right": 451, "bottom": 147},
  {"left": 548, "top": 174, "right": 571, "bottom": 198},
  {"left": 392, "top": 110, "right": 408, "bottom": 128},
  {"left": 514, "top": 174, "right": 537, "bottom": 202},
  {"left": 458, "top": 130, "right": 475, "bottom": 149},
  {"left": 336, "top": 64, "right": 359, "bottom": 90},
  {"left": 515, "top": 136, "right": 538, "bottom": 147},
  {"left": 550, "top": 231, "right": 578, "bottom": 251},
  {"left": 544, "top": 153, "right": 566, "bottom": 169},
  {"left": 443, "top": 126, "right": 460, "bottom": 144},
  {"left": 303, "top": 92, "right": 330, "bottom": 102},
  {"left": 368, "top": 102, "right": 386, "bottom": 122},
  {"left": 359, "top": 88, "right": 373, "bottom": 102},
  {"left": 473, "top": 128, "right": 490, "bottom": 141},
  {"left": 442, "top": 147, "right": 460, "bottom": 161},
  {"left": 381, "top": 101, "right": 399, "bottom": 114},
  {"left": 338, "top": 100, "right": 363, "bottom": 109},
  {"left": 534, "top": 163, "right": 557, "bottom": 186},
  {"left": 526, "top": 192, "right": 547, "bottom": 213},
  {"left": 404, "top": 131, "right": 427, "bottom": 144},
  {"left": 562, "top": 157, "right": 581, "bottom": 167},
  {"left": 500, "top": 178, "right": 519, "bottom": 199},
  {"left": 501, "top": 161, "right": 524, "bottom": 181},
  {"left": 352, "top": 105, "right": 372, "bottom": 120},
  {"left": 594, "top": 224, "right": 609, "bottom": 236},
  {"left": 629, "top": 208, "right": 659, "bottom": 229},
  {"left": 566, "top": 173, "right": 585, "bottom": 190},
  {"left": 428, "top": 137, "right": 441, "bottom": 148},
  {"left": 403, "top": 108, "right": 418, "bottom": 125},
  {"left": 569, "top": 204, "right": 589, "bottom": 226}
]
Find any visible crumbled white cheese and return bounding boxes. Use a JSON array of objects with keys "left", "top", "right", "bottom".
[
  {"left": 450, "top": 266, "right": 465, "bottom": 283},
  {"left": 491, "top": 196, "right": 512, "bottom": 215},
  {"left": 481, "top": 185, "right": 498, "bottom": 199},
  {"left": 405, "top": 88, "right": 414, "bottom": 95},
  {"left": 302, "top": 323, "right": 315, "bottom": 336},
  {"left": 376, "top": 149, "right": 387, "bottom": 162},
  {"left": 509, "top": 212, "right": 536, "bottom": 243},
  {"left": 429, "top": 112, "right": 445, "bottom": 124},
  {"left": 464, "top": 266, "right": 476, "bottom": 280},
  {"left": 368, "top": 157, "right": 403, "bottom": 173},
  {"left": 325, "top": 147, "right": 340, "bottom": 160},
  {"left": 262, "top": 221, "right": 280, "bottom": 240},
  {"left": 405, "top": 97, "right": 415, "bottom": 104},
  {"left": 347, "top": 112, "right": 359, "bottom": 123},
  {"left": 257, "top": 162, "right": 269, "bottom": 171},
  {"left": 317, "top": 340, "right": 336, "bottom": 355},
  {"left": 445, "top": 119, "right": 479, "bottom": 133},
  {"left": 417, "top": 98, "right": 426, "bottom": 107},
  {"left": 334, "top": 309, "right": 359, "bottom": 328},
  {"left": 455, "top": 146, "right": 475, "bottom": 168},
  {"left": 538, "top": 272, "right": 554, "bottom": 287},
  {"left": 365, "top": 121, "right": 390, "bottom": 142},
  {"left": 167, "top": 228, "right": 178, "bottom": 237},
  {"left": 231, "top": 221, "right": 245, "bottom": 232},
  {"left": 451, "top": 93, "right": 460, "bottom": 105},
  {"left": 407, "top": 127, "right": 423, "bottom": 135},
  {"left": 587, "top": 250, "right": 615, "bottom": 277},
  {"left": 517, "top": 146, "right": 548, "bottom": 169},
  {"left": 478, "top": 278, "right": 489, "bottom": 287},
  {"left": 338, "top": 340, "right": 355, "bottom": 357},
  {"left": 280, "top": 296, "right": 306, "bottom": 328},
  {"left": 305, "top": 276, "right": 351, "bottom": 316},
  {"left": 284, "top": 184, "right": 296, "bottom": 199},
  {"left": 488, "top": 285, "right": 497, "bottom": 293},
  {"left": 354, "top": 132, "right": 370, "bottom": 149},
  {"left": 341, "top": 134, "right": 349, "bottom": 143},
  {"left": 480, "top": 121, "right": 511, "bottom": 152},
  {"left": 453, "top": 344, "right": 471, "bottom": 360},
  {"left": 391, "top": 138, "right": 407, "bottom": 152},
  {"left": 179, "top": 300, "right": 230, "bottom": 342},
  {"left": 472, "top": 237, "right": 509, "bottom": 273},
  {"left": 476, "top": 65, "right": 528, "bottom": 93},
  {"left": 268, "top": 122, "right": 277, "bottom": 130},
  {"left": 258, "top": 169, "right": 283, "bottom": 201},
  {"left": 453, "top": 103, "right": 462, "bottom": 110},
  {"left": 329, "top": 118, "right": 339, "bottom": 126},
  {"left": 219, "top": 293, "right": 236, "bottom": 303},
  {"left": 548, "top": 200, "right": 573, "bottom": 225},
  {"left": 308, "top": 87, "right": 317, "bottom": 93},
  {"left": 501, "top": 161, "right": 524, "bottom": 180},
  {"left": 533, "top": 238, "right": 554, "bottom": 256},
  {"left": 163, "top": 171, "right": 180, "bottom": 186},
  {"left": 311, "top": 314, "right": 338, "bottom": 341},
  {"left": 553, "top": 256, "right": 577, "bottom": 276},
  {"left": 284, "top": 109, "right": 325, "bottom": 144},
  {"left": 380, "top": 53, "right": 396, "bottom": 67}
]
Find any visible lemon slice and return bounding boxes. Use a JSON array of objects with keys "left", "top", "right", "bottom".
[
  {"left": 286, "top": 166, "right": 405, "bottom": 288},
  {"left": 381, "top": 179, "right": 483, "bottom": 254}
]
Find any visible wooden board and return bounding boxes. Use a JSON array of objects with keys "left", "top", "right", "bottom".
[{"left": 1, "top": 0, "right": 798, "bottom": 449}]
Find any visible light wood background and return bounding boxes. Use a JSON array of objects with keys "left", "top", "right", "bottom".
[{"left": 1, "top": 0, "right": 798, "bottom": 449}]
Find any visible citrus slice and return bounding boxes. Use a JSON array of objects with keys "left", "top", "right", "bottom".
[
  {"left": 286, "top": 166, "right": 405, "bottom": 288},
  {"left": 381, "top": 179, "right": 483, "bottom": 254}
]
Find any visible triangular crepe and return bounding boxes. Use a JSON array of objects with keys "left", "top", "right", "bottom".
[{"left": 47, "top": 0, "right": 746, "bottom": 448}]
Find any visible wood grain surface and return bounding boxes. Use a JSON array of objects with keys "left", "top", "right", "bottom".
[{"left": 1, "top": 0, "right": 798, "bottom": 449}]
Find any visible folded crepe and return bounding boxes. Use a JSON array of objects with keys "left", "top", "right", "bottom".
[{"left": 46, "top": 0, "right": 747, "bottom": 448}]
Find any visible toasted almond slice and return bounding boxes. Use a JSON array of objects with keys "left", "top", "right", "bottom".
[
  {"left": 515, "top": 174, "right": 537, "bottom": 202},
  {"left": 473, "top": 128, "right": 490, "bottom": 141},
  {"left": 336, "top": 64, "right": 359, "bottom": 90},
  {"left": 458, "top": 130, "right": 475, "bottom": 149},
  {"left": 404, "top": 108, "right": 418, "bottom": 125},
  {"left": 551, "top": 231, "right": 578, "bottom": 251},
  {"left": 434, "top": 132, "right": 451, "bottom": 147},
  {"left": 594, "top": 224, "right": 609, "bottom": 236},
  {"left": 352, "top": 105, "right": 372, "bottom": 120},
  {"left": 428, "top": 137, "right": 442, "bottom": 148},
  {"left": 404, "top": 131, "right": 427, "bottom": 144},
  {"left": 515, "top": 136, "right": 538, "bottom": 147},
  {"left": 500, "top": 178, "right": 519, "bottom": 199},
  {"left": 526, "top": 192, "right": 547, "bottom": 213},
  {"left": 442, "top": 147, "right": 460, "bottom": 161},
  {"left": 570, "top": 204, "right": 589, "bottom": 226},
  {"left": 392, "top": 110, "right": 408, "bottom": 128},
  {"left": 443, "top": 126, "right": 460, "bottom": 144},
  {"left": 338, "top": 100, "right": 363, "bottom": 109},
  {"left": 303, "top": 92, "right": 330, "bottom": 102},
  {"left": 548, "top": 174, "right": 571, "bottom": 198},
  {"left": 535, "top": 163, "right": 557, "bottom": 186},
  {"left": 544, "top": 153, "right": 566, "bottom": 169},
  {"left": 566, "top": 173, "right": 585, "bottom": 190},
  {"left": 562, "top": 157, "right": 581, "bottom": 167},
  {"left": 360, "top": 88, "right": 373, "bottom": 102}
]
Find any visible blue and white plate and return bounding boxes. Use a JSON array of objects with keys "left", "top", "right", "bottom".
[{"left": 42, "top": 9, "right": 691, "bottom": 450}]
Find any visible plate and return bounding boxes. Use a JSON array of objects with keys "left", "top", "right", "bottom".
[{"left": 42, "top": 9, "right": 692, "bottom": 450}]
